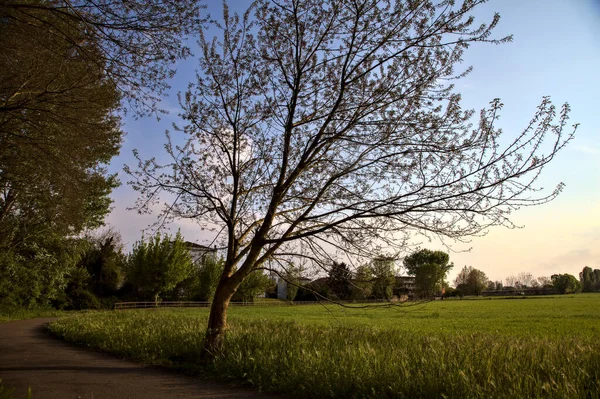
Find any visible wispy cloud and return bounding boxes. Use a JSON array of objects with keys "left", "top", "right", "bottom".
[
  {"left": 536, "top": 248, "right": 600, "bottom": 273},
  {"left": 105, "top": 197, "right": 216, "bottom": 251},
  {"left": 572, "top": 144, "right": 600, "bottom": 155}
]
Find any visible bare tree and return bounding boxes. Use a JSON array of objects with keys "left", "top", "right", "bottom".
[
  {"left": 128, "top": 0, "right": 576, "bottom": 355},
  {"left": 517, "top": 272, "right": 535, "bottom": 288},
  {"left": 537, "top": 276, "right": 552, "bottom": 288},
  {"left": 505, "top": 275, "right": 518, "bottom": 288}
]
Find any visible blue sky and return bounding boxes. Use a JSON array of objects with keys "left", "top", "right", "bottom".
[{"left": 106, "top": 0, "right": 600, "bottom": 285}]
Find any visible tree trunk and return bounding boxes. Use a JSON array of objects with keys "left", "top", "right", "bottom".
[{"left": 201, "top": 280, "right": 236, "bottom": 359}]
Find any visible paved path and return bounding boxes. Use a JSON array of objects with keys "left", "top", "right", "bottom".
[{"left": 0, "top": 318, "right": 276, "bottom": 398}]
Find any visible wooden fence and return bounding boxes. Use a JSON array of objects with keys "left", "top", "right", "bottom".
[
  {"left": 113, "top": 299, "right": 393, "bottom": 310},
  {"left": 481, "top": 289, "right": 559, "bottom": 297},
  {"left": 114, "top": 301, "right": 211, "bottom": 309}
]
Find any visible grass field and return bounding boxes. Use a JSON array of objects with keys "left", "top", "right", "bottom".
[
  {"left": 48, "top": 294, "right": 600, "bottom": 398},
  {"left": 0, "top": 306, "right": 70, "bottom": 323}
]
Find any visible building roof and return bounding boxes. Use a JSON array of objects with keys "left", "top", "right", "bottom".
[{"left": 175, "top": 241, "right": 216, "bottom": 251}]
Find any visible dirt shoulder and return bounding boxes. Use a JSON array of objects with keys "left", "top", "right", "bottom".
[{"left": 0, "top": 318, "right": 275, "bottom": 399}]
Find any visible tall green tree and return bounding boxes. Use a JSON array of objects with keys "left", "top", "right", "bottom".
[
  {"left": 0, "top": 0, "right": 204, "bottom": 307},
  {"left": 125, "top": 232, "right": 195, "bottom": 304},
  {"left": 0, "top": 234, "right": 86, "bottom": 307},
  {"left": 551, "top": 274, "right": 581, "bottom": 294},
  {"left": 371, "top": 257, "right": 395, "bottom": 300},
  {"left": 232, "top": 270, "right": 273, "bottom": 302},
  {"left": 404, "top": 249, "right": 453, "bottom": 297},
  {"left": 579, "top": 266, "right": 598, "bottom": 293},
  {"left": 0, "top": 6, "right": 122, "bottom": 307},
  {"left": 0, "top": 4, "right": 121, "bottom": 250},
  {"left": 283, "top": 265, "right": 303, "bottom": 301},
  {"left": 1, "top": 0, "right": 204, "bottom": 114},
  {"left": 327, "top": 261, "right": 352, "bottom": 300},
  {"left": 454, "top": 266, "right": 488, "bottom": 296},
  {"left": 195, "top": 257, "right": 225, "bottom": 301},
  {"left": 77, "top": 229, "right": 126, "bottom": 298},
  {"left": 350, "top": 264, "right": 374, "bottom": 300},
  {"left": 129, "top": 0, "right": 575, "bottom": 356}
]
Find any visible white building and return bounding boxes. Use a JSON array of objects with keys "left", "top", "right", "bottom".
[{"left": 182, "top": 241, "right": 217, "bottom": 265}]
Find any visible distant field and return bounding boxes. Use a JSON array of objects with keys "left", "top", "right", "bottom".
[{"left": 48, "top": 294, "right": 600, "bottom": 398}]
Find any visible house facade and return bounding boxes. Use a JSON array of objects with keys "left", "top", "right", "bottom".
[
  {"left": 182, "top": 241, "right": 217, "bottom": 265},
  {"left": 272, "top": 274, "right": 312, "bottom": 299},
  {"left": 395, "top": 276, "right": 416, "bottom": 294}
]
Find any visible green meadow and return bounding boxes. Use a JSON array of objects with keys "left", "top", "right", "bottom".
[
  {"left": 48, "top": 295, "right": 600, "bottom": 398},
  {"left": 0, "top": 306, "right": 69, "bottom": 323}
]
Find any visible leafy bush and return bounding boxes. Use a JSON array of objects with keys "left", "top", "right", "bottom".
[
  {"left": 350, "top": 265, "right": 373, "bottom": 300},
  {"left": 327, "top": 262, "right": 352, "bottom": 300},
  {"left": 0, "top": 235, "right": 83, "bottom": 307},
  {"left": 232, "top": 270, "right": 273, "bottom": 302},
  {"left": 77, "top": 231, "right": 125, "bottom": 297},
  {"left": 551, "top": 274, "right": 581, "bottom": 294},
  {"left": 295, "top": 284, "right": 321, "bottom": 301},
  {"left": 66, "top": 288, "right": 101, "bottom": 310},
  {"left": 53, "top": 267, "right": 101, "bottom": 310},
  {"left": 195, "top": 256, "right": 224, "bottom": 301}
]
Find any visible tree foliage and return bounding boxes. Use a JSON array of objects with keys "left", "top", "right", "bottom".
[
  {"left": 0, "top": 0, "right": 204, "bottom": 307},
  {"left": 77, "top": 229, "right": 126, "bottom": 297},
  {"left": 1, "top": 0, "right": 204, "bottom": 114},
  {"left": 404, "top": 249, "right": 453, "bottom": 297},
  {"left": 579, "top": 266, "right": 600, "bottom": 293},
  {"left": 283, "top": 265, "right": 303, "bottom": 301},
  {"left": 128, "top": 0, "right": 576, "bottom": 354},
  {"left": 195, "top": 257, "right": 225, "bottom": 301},
  {"left": 516, "top": 272, "right": 535, "bottom": 288},
  {"left": 0, "top": 234, "right": 85, "bottom": 307},
  {"left": 61, "top": 267, "right": 102, "bottom": 310},
  {"left": 0, "top": 228, "right": 126, "bottom": 309},
  {"left": 350, "top": 264, "right": 374, "bottom": 300},
  {"left": 537, "top": 276, "right": 552, "bottom": 288},
  {"left": 125, "top": 232, "right": 194, "bottom": 303},
  {"left": 232, "top": 270, "right": 273, "bottom": 302},
  {"left": 371, "top": 257, "right": 395, "bottom": 300},
  {"left": 505, "top": 272, "right": 549, "bottom": 290},
  {"left": 0, "top": 3, "right": 122, "bottom": 254},
  {"left": 327, "top": 261, "right": 352, "bottom": 299},
  {"left": 454, "top": 265, "right": 488, "bottom": 296},
  {"left": 551, "top": 274, "right": 581, "bottom": 295}
]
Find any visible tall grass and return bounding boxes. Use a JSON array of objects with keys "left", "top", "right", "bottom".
[
  {"left": 0, "top": 380, "right": 31, "bottom": 399},
  {"left": 48, "top": 296, "right": 600, "bottom": 398},
  {"left": 0, "top": 306, "right": 69, "bottom": 323},
  {"left": 220, "top": 320, "right": 600, "bottom": 398}
]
